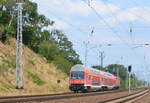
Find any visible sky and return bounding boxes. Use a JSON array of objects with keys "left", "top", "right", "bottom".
[{"left": 31, "top": 0, "right": 150, "bottom": 82}]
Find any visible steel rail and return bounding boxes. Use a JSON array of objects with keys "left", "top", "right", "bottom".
[
  {"left": 0, "top": 88, "right": 146, "bottom": 103},
  {"left": 0, "top": 89, "right": 128, "bottom": 103},
  {"left": 98, "top": 89, "right": 149, "bottom": 103}
]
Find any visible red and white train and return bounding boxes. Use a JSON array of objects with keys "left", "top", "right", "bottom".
[{"left": 69, "top": 64, "right": 120, "bottom": 92}]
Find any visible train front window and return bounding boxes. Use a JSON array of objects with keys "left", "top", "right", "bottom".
[{"left": 71, "top": 71, "right": 84, "bottom": 80}]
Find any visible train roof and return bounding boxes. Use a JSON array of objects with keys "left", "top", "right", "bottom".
[
  {"left": 71, "top": 64, "right": 118, "bottom": 78},
  {"left": 71, "top": 64, "right": 84, "bottom": 71}
]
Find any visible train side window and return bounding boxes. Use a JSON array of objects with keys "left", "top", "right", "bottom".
[
  {"left": 88, "top": 75, "right": 91, "bottom": 80},
  {"left": 102, "top": 78, "right": 105, "bottom": 81},
  {"left": 102, "top": 78, "right": 107, "bottom": 82}
]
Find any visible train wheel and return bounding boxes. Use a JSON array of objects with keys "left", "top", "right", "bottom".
[
  {"left": 102, "top": 87, "right": 105, "bottom": 91},
  {"left": 81, "top": 89, "right": 87, "bottom": 93},
  {"left": 74, "top": 90, "right": 78, "bottom": 93}
]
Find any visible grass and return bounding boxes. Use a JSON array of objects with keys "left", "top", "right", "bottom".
[
  {"left": 28, "top": 60, "right": 35, "bottom": 65},
  {"left": 28, "top": 71, "right": 46, "bottom": 86},
  {"left": 4, "top": 84, "right": 13, "bottom": 89},
  {"left": 0, "top": 59, "right": 16, "bottom": 73},
  {"left": 2, "top": 59, "right": 16, "bottom": 68}
]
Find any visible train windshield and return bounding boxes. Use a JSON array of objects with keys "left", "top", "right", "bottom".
[{"left": 71, "top": 71, "right": 84, "bottom": 80}]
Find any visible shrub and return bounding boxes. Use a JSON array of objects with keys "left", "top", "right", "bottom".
[
  {"left": 52, "top": 57, "right": 73, "bottom": 74},
  {"left": 28, "top": 72, "right": 45, "bottom": 86},
  {"left": 4, "top": 84, "right": 13, "bottom": 89},
  {"left": 0, "top": 59, "right": 16, "bottom": 73}
]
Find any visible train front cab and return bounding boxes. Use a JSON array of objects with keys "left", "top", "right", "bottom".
[{"left": 69, "top": 64, "right": 85, "bottom": 92}]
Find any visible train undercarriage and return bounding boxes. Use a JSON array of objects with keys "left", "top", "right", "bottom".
[{"left": 69, "top": 84, "right": 119, "bottom": 93}]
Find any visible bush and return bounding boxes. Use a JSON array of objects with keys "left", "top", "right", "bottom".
[
  {"left": 0, "top": 59, "right": 16, "bottom": 73},
  {"left": 28, "top": 72, "right": 45, "bottom": 86},
  {"left": 52, "top": 57, "right": 73, "bottom": 74},
  {"left": 4, "top": 84, "right": 13, "bottom": 89},
  {"left": 28, "top": 60, "right": 35, "bottom": 65}
]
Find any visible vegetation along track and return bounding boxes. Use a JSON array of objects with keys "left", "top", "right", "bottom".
[
  {"left": 98, "top": 89, "right": 149, "bottom": 103},
  {"left": 0, "top": 89, "right": 132, "bottom": 103}
]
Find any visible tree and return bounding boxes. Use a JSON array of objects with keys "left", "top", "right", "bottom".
[
  {"left": 92, "top": 65, "right": 106, "bottom": 71},
  {"left": 105, "top": 64, "right": 127, "bottom": 80},
  {"left": 0, "top": 0, "right": 82, "bottom": 74}
]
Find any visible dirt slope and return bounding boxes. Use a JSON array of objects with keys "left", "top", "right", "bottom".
[{"left": 0, "top": 39, "right": 69, "bottom": 96}]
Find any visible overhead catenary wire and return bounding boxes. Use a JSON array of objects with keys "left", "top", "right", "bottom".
[
  {"left": 100, "top": 0, "right": 150, "bottom": 49},
  {"left": 47, "top": 0, "right": 149, "bottom": 44},
  {"left": 82, "top": 0, "right": 130, "bottom": 45},
  {"left": 82, "top": 1, "right": 138, "bottom": 48},
  {"left": 117, "top": 0, "right": 150, "bottom": 25},
  {"left": 131, "top": 0, "right": 150, "bottom": 14},
  {"left": 81, "top": 0, "right": 150, "bottom": 71},
  {"left": 100, "top": 0, "right": 150, "bottom": 35},
  {"left": 40, "top": 0, "right": 150, "bottom": 76},
  {"left": 101, "top": 0, "right": 136, "bottom": 44},
  {"left": 43, "top": 10, "right": 88, "bottom": 36}
]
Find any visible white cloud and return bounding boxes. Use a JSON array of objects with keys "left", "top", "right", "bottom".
[
  {"left": 30, "top": 0, "right": 120, "bottom": 30},
  {"left": 31, "top": 0, "right": 119, "bottom": 17},
  {"left": 53, "top": 19, "right": 69, "bottom": 30},
  {"left": 105, "top": 7, "right": 150, "bottom": 26},
  {"left": 31, "top": 0, "right": 90, "bottom": 17},
  {"left": 91, "top": 0, "right": 119, "bottom": 15}
]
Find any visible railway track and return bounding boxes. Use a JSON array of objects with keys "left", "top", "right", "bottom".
[
  {"left": 0, "top": 89, "right": 127, "bottom": 103},
  {"left": 98, "top": 89, "right": 149, "bottom": 103},
  {"left": 0, "top": 88, "right": 146, "bottom": 103}
]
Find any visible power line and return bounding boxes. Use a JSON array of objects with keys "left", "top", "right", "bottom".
[
  {"left": 101, "top": 0, "right": 135, "bottom": 44},
  {"left": 83, "top": 41, "right": 90, "bottom": 66},
  {"left": 82, "top": 0, "right": 130, "bottom": 45},
  {"left": 100, "top": 0, "right": 150, "bottom": 40},
  {"left": 115, "top": 0, "right": 150, "bottom": 25},
  {"left": 99, "top": 51, "right": 105, "bottom": 68},
  {"left": 45, "top": 10, "right": 87, "bottom": 35},
  {"left": 81, "top": 0, "right": 148, "bottom": 65},
  {"left": 100, "top": 0, "right": 150, "bottom": 47},
  {"left": 101, "top": 1, "right": 120, "bottom": 28},
  {"left": 82, "top": 0, "right": 138, "bottom": 48},
  {"left": 131, "top": 0, "right": 150, "bottom": 14},
  {"left": 35, "top": 0, "right": 149, "bottom": 69}
]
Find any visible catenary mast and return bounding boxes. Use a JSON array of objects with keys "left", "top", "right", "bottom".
[{"left": 16, "top": 0, "right": 24, "bottom": 89}]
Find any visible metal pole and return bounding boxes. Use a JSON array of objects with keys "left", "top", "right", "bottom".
[
  {"left": 16, "top": 1, "right": 24, "bottom": 89},
  {"left": 126, "top": 69, "right": 128, "bottom": 89},
  {"left": 129, "top": 72, "right": 131, "bottom": 93},
  {"left": 133, "top": 74, "right": 136, "bottom": 88},
  {"left": 84, "top": 41, "right": 89, "bottom": 66},
  {"left": 117, "top": 66, "right": 119, "bottom": 77},
  {"left": 20, "top": 3, "right": 24, "bottom": 89},
  {"left": 16, "top": 4, "right": 20, "bottom": 88},
  {"left": 101, "top": 52, "right": 103, "bottom": 68},
  {"left": 99, "top": 51, "right": 104, "bottom": 68},
  {"left": 136, "top": 77, "right": 138, "bottom": 88}
]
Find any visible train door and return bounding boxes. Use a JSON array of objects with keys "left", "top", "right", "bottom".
[
  {"left": 92, "top": 76, "right": 100, "bottom": 86},
  {"left": 84, "top": 69, "right": 91, "bottom": 86},
  {"left": 85, "top": 73, "right": 91, "bottom": 85}
]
